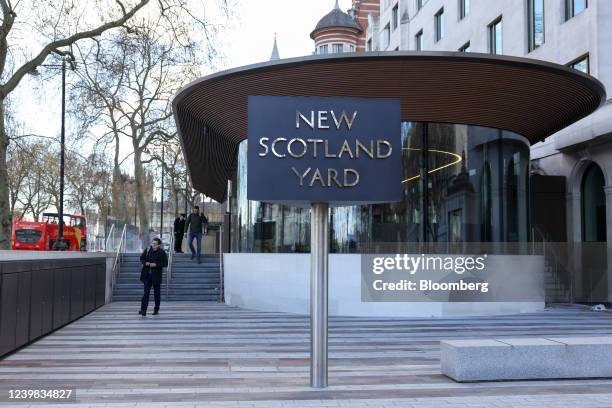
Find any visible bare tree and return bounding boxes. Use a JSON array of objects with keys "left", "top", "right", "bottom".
[
  {"left": 6, "top": 140, "right": 30, "bottom": 215},
  {"left": 0, "top": 0, "right": 232, "bottom": 248},
  {"left": 74, "top": 15, "right": 210, "bottom": 248},
  {"left": 16, "top": 142, "right": 55, "bottom": 220},
  {"left": 0, "top": 0, "right": 158, "bottom": 248}
]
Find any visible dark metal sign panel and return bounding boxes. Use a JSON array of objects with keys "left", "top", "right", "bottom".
[{"left": 247, "top": 96, "right": 401, "bottom": 205}]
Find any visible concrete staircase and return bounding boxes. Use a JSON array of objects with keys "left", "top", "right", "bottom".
[
  {"left": 545, "top": 265, "right": 570, "bottom": 303},
  {"left": 112, "top": 252, "right": 220, "bottom": 302},
  {"left": 167, "top": 253, "right": 220, "bottom": 301},
  {"left": 112, "top": 253, "right": 167, "bottom": 302}
]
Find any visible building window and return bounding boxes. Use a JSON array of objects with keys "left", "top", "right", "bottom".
[
  {"left": 569, "top": 54, "right": 589, "bottom": 73},
  {"left": 459, "top": 0, "right": 469, "bottom": 19},
  {"left": 392, "top": 4, "right": 399, "bottom": 30},
  {"left": 417, "top": 0, "right": 428, "bottom": 11},
  {"left": 415, "top": 30, "right": 423, "bottom": 51},
  {"left": 319, "top": 44, "right": 328, "bottom": 55},
  {"left": 367, "top": 38, "right": 372, "bottom": 51},
  {"left": 459, "top": 41, "right": 470, "bottom": 52},
  {"left": 349, "top": 44, "right": 355, "bottom": 52},
  {"left": 528, "top": 0, "right": 544, "bottom": 51},
  {"left": 332, "top": 43, "right": 343, "bottom": 53},
  {"left": 435, "top": 8, "right": 444, "bottom": 42},
  {"left": 566, "top": 0, "right": 587, "bottom": 20},
  {"left": 488, "top": 17, "right": 502, "bottom": 55},
  {"left": 383, "top": 23, "right": 391, "bottom": 49},
  {"left": 236, "top": 124, "right": 531, "bottom": 252}
]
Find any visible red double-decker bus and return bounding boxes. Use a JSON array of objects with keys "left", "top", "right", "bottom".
[{"left": 11, "top": 213, "right": 87, "bottom": 251}]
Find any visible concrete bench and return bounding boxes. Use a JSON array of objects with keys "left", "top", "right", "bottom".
[{"left": 441, "top": 337, "right": 612, "bottom": 382}]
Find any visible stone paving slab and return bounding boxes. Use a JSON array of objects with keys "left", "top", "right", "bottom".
[{"left": 2, "top": 302, "right": 612, "bottom": 407}]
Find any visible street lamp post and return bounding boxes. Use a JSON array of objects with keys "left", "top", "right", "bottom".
[
  {"left": 160, "top": 145, "right": 165, "bottom": 240},
  {"left": 42, "top": 49, "right": 75, "bottom": 251}
]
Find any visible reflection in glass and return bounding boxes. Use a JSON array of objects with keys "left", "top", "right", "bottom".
[{"left": 234, "top": 123, "right": 530, "bottom": 253}]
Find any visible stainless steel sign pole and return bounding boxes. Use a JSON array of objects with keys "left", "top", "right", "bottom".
[
  {"left": 247, "top": 95, "right": 401, "bottom": 389},
  {"left": 310, "top": 202, "right": 329, "bottom": 388}
]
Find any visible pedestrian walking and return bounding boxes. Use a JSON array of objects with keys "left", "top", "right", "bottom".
[
  {"left": 173, "top": 214, "right": 186, "bottom": 253},
  {"left": 139, "top": 237, "right": 168, "bottom": 316},
  {"left": 185, "top": 205, "right": 204, "bottom": 263}
]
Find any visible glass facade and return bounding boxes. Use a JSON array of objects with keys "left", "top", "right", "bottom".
[{"left": 233, "top": 122, "right": 530, "bottom": 253}]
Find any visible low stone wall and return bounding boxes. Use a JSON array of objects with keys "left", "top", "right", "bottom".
[
  {"left": 223, "top": 253, "right": 544, "bottom": 317},
  {"left": 441, "top": 337, "right": 612, "bottom": 381},
  {"left": 0, "top": 254, "right": 108, "bottom": 358}
]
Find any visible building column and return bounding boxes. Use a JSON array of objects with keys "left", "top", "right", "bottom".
[
  {"left": 567, "top": 192, "right": 582, "bottom": 243},
  {"left": 566, "top": 192, "right": 582, "bottom": 302},
  {"left": 604, "top": 186, "right": 612, "bottom": 302}
]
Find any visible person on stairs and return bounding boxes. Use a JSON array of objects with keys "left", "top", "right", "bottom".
[
  {"left": 173, "top": 213, "right": 186, "bottom": 253},
  {"left": 185, "top": 205, "right": 204, "bottom": 264},
  {"left": 139, "top": 237, "right": 168, "bottom": 316}
]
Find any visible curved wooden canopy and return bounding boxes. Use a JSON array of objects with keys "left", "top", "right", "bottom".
[{"left": 172, "top": 52, "right": 606, "bottom": 202}]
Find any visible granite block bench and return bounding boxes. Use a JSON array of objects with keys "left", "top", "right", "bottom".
[{"left": 441, "top": 337, "right": 612, "bottom": 382}]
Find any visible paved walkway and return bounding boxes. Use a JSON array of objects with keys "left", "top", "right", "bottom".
[{"left": 2, "top": 302, "right": 612, "bottom": 407}]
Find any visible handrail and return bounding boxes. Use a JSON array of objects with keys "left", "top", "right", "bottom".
[
  {"left": 104, "top": 224, "right": 115, "bottom": 252},
  {"left": 166, "top": 226, "right": 175, "bottom": 299},
  {"left": 110, "top": 224, "right": 127, "bottom": 296},
  {"left": 219, "top": 225, "right": 224, "bottom": 303},
  {"left": 532, "top": 226, "right": 572, "bottom": 303}
]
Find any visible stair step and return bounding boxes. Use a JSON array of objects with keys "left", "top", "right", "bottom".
[{"left": 116, "top": 254, "right": 224, "bottom": 301}]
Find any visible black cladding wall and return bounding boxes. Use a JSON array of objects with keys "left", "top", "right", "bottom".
[{"left": 0, "top": 257, "right": 107, "bottom": 358}]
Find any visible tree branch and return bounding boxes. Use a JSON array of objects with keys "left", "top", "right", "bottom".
[{"left": 1, "top": 0, "right": 150, "bottom": 97}]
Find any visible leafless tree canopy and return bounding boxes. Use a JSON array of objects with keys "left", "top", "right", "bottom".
[{"left": 0, "top": 0, "right": 231, "bottom": 249}]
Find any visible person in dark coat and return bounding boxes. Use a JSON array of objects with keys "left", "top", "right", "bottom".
[
  {"left": 139, "top": 237, "right": 168, "bottom": 316},
  {"left": 173, "top": 214, "right": 186, "bottom": 253}
]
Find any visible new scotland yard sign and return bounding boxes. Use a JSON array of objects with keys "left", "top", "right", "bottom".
[{"left": 247, "top": 96, "right": 401, "bottom": 205}]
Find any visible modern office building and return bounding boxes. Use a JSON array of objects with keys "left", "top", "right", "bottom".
[
  {"left": 174, "top": 52, "right": 603, "bottom": 317},
  {"left": 358, "top": 0, "right": 612, "bottom": 304}
]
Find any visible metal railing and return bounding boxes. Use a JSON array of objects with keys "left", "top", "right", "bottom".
[
  {"left": 110, "top": 224, "right": 127, "bottom": 295},
  {"left": 104, "top": 224, "right": 115, "bottom": 252},
  {"left": 219, "top": 225, "right": 224, "bottom": 303},
  {"left": 166, "top": 227, "right": 175, "bottom": 299},
  {"left": 532, "top": 226, "right": 572, "bottom": 304}
]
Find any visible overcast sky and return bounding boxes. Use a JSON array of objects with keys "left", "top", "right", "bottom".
[{"left": 223, "top": 0, "right": 352, "bottom": 67}]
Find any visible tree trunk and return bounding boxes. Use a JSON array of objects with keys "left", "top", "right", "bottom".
[
  {"left": 111, "top": 135, "right": 129, "bottom": 224},
  {"left": 0, "top": 100, "right": 12, "bottom": 249},
  {"left": 171, "top": 178, "right": 179, "bottom": 218},
  {"left": 133, "top": 149, "right": 149, "bottom": 249}
]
